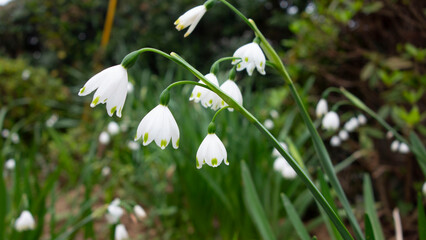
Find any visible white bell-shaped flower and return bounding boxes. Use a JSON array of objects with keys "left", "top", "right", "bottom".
[
  {"left": 105, "top": 199, "right": 124, "bottom": 224},
  {"left": 14, "top": 210, "right": 35, "bottom": 231},
  {"left": 322, "top": 111, "right": 340, "bottom": 131},
  {"left": 108, "top": 121, "right": 120, "bottom": 136},
  {"left": 133, "top": 205, "right": 147, "bottom": 220},
  {"left": 196, "top": 131, "right": 228, "bottom": 169},
  {"left": 338, "top": 130, "right": 349, "bottom": 141},
  {"left": 5, "top": 158, "right": 16, "bottom": 170},
  {"left": 330, "top": 136, "right": 341, "bottom": 147},
  {"left": 398, "top": 142, "right": 410, "bottom": 154},
  {"left": 315, "top": 99, "right": 328, "bottom": 118},
  {"left": 220, "top": 80, "right": 243, "bottom": 111},
  {"left": 344, "top": 117, "right": 359, "bottom": 132},
  {"left": 357, "top": 114, "right": 367, "bottom": 125},
  {"left": 273, "top": 157, "right": 297, "bottom": 179},
  {"left": 232, "top": 42, "right": 266, "bottom": 76},
  {"left": 391, "top": 140, "right": 399, "bottom": 152},
  {"left": 135, "top": 105, "right": 180, "bottom": 149},
  {"left": 174, "top": 5, "right": 207, "bottom": 37},
  {"left": 99, "top": 131, "right": 110, "bottom": 145},
  {"left": 272, "top": 142, "right": 288, "bottom": 158},
  {"left": 115, "top": 224, "right": 129, "bottom": 240},
  {"left": 78, "top": 65, "right": 128, "bottom": 117}
]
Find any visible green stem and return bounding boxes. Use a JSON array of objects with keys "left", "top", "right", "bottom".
[
  {"left": 164, "top": 80, "right": 212, "bottom": 92},
  {"left": 169, "top": 52, "right": 353, "bottom": 240},
  {"left": 217, "top": 1, "right": 363, "bottom": 239},
  {"left": 210, "top": 57, "right": 241, "bottom": 74},
  {"left": 212, "top": 106, "right": 231, "bottom": 122}
]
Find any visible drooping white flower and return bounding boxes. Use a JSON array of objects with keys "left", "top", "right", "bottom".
[
  {"left": 232, "top": 42, "right": 266, "bottom": 76},
  {"left": 422, "top": 182, "right": 426, "bottom": 196},
  {"left": 272, "top": 142, "right": 288, "bottom": 158},
  {"left": 101, "top": 166, "right": 111, "bottom": 177},
  {"left": 99, "top": 131, "right": 110, "bottom": 145},
  {"left": 398, "top": 142, "right": 410, "bottom": 154},
  {"left": 391, "top": 140, "right": 399, "bottom": 152},
  {"left": 1, "top": 129, "right": 9, "bottom": 138},
  {"left": 338, "top": 130, "right": 349, "bottom": 141},
  {"left": 264, "top": 119, "right": 274, "bottom": 130},
  {"left": 189, "top": 74, "right": 221, "bottom": 110},
  {"left": 105, "top": 199, "right": 124, "bottom": 224},
  {"left": 315, "top": 99, "right": 328, "bottom": 118},
  {"left": 127, "top": 141, "right": 140, "bottom": 151},
  {"left": 11, "top": 133, "right": 19, "bottom": 144},
  {"left": 270, "top": 110, "right": 279, "bottom": 119},
  {"left": 174, "top": 5, "right": 207, "bottom": 37},
  {"left": 14, "top": 210, "right": 35, "bottom": 231},
  {"left": 273, "top": 157, "right": 297, "bottom": 179},
  {"left": 78, "top": 65, "right": 128, "bottom": 117},
  {"left": 115, "top": 224, "right": 129, "bottom": 240},
  {"left": 220, "top": 80, "right": 243, "bottom": 111},
  {"left": 322, "top": 111, "right": 340, "bottom": 131},
  {"left": 344, "top": 117, "right": 359, "bottom": 132},
  {"left": 196, "top": 133, "right": 228, "bottom": 169},
  {"left": 46, "top": 114, "right": 58, "bottom": 128},
  {"left": 330, "top": 136, "right": 341, "bottom": 147},
  {"left": 357, "top": 114, "right": 367, "bottom": 125},
  {"left": 5, "top": 158, "right": 15, "bottom": 170},
  {"left": 135, "top": 105, "right": 179, "bottom": 149},
  {"left": 133, "top": 205, "right": 147, "bottom": 220},
  {"left": 108, "top": 121, "right": 120, "bottom": 136}
]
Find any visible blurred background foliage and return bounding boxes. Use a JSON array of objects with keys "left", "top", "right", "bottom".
[{"left": 0, "top": 0, "right": 425, "bottom": 239}]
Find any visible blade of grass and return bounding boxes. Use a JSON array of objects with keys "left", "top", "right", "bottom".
[
  {"left": 363, "top": 175, "right": 384, "bottom": 240},
  {"left": 281, "top": 193, "right": 311, "bottom": 240},
  {"left": 241, "top": 161, "right": 276, "bottom": 240},
  {"left": 364, "top": 213, "right": 376, "bottom": 240},
  {"left": 319, "top": 172, "right": 343, "bottom": 240}
]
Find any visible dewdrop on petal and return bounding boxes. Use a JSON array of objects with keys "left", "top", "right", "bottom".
[
  {"left": 5, "top": 159, "right": 16, "bottom": 170},
  {"left": 315, "top": 99, "right": 328, "bottom": 118},
  {"left": 134, "top": 205, "right": 147, "bottom": 220},
  {"left": 322, "top": 111, "right": 339, "bottom": 131},
  {"left": 105, "top": 199, "right": 124, "bottom": 224},
  {"left": 391, "top": 140, "right": 399, "bottom": 152},
  {"left": 99, "top": 131, "right": 110, "bottom": 145},
  {"left": 14, "top": 210, "right": 35, "bottom": 231},
  {"left": 107, "top": 121, "right": 120, "bottom": 136},
  {"left": 330, "top": 136, "right": 341, "bottom": 147},
  {"left": 398, "top": 142, "right": 410, "bottom": 154},
  {"left": 115, "top": 224, "right": 129, "bottom": 240},
  {"left": 78, "top": 65, "right": 128, "bottom": 117},
  {"left": 338, "top": 130, "right": 349, "bottom": 141},
  {"left": 135, "top": 105, "right": 180, "bottom": 150}
]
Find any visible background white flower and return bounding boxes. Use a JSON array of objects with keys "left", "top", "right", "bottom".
[
  {"left": 315, "top": 99, "right": 328, "bottom": 118},
  {"left": 115, "top": 224, "right": 129, "bottom": 240},
  {"left": 108, "top": 121, "right": 120, "bottom": 136},
  {"left": 196, "top": 133, "right": 228, "bottom": 169},
  {"left": 105, "top": 199, "right": 124, "bottom": 224},
  {"left": 14, "top": 210, "right": 36, "bottom": 231},
  {"left": 135, "top": 105, "right": 180, "bottom": 149},
  {"left": 391, "top": 140, "right": 399, "bottom": 152},
  {"left": 273, "top": 157, "right": 297, "bottom": 179},
  {"left": 357, "top": 114, "right": 367, "bottom": 125},
  {"left": 338, "top": 130, "right": 349, "bottom": 141},
  {"left": 5, "top": 158, "right": 16, "bottom": 170},
  {"left": 99, "top": 131, "right": 110, "bottom": 145},
  {"left": 220, "top": 80, "right": 243, "bottom": 111},
  {"left": 264, "top": 119, "right": 274, "bottom": 130},
  {"left": 134, "top": 205, "right": 147, "bottom": 220},
  {"left": 232, "top": 42, "right": 266, "bottom": 76},
  {"left": 272, "top": 142, "right": 288, "bottom": 158},
  {"left": 174, "top": 5, "right": 207, "bottom": 37},
  {"left": 78, "top": 65, "right": 128, "bottom": 117},
  {"left": 398, "top": 142, "right": 410, "bottom": 154},
  {"left": 344, "top": 117, "right": 359, "bottom": 132},
  {"left": 322, "top": 111, "right": 340, "bottom": 131},
  {"left": 330, "top": 136, "right": 341, "bottom": 147}
]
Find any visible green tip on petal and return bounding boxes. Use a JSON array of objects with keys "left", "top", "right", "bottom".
[
  {"left": 161, "top": 139, "right": 167, "bottom": 148},
  {"left": 134, "top": 133, "right": 138, "bottom": 141},
  {"left": 245, "top": 57, "right": 248, "bottom": 62},
  {"left": 225, "top": 159, "right": 229, "bottom": 164},
  {"left": 176, "top": 138, "right": 180, "bottom": 148},
  {"left": 143, "top": 133, "right": 149, "bottom": 143},
  {"left": 212, "top": 158, "right": 218, "bottom": 166},
  {"left": 92, "top": 96, "right": 100, "bottom": 105},
  {"left": 79, "top": 87, "right": 85, "bottom": 94},
  {"left": 110, "top": 106, "right": 117, "bottom": 114},
  {"left": 196, "top": 158, "right": 200, "bottom": 168}
]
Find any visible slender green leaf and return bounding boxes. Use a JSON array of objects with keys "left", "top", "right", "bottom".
[
  {"left": 241, "top": 161, "right": 276, "bottom": 240},
  {"left": 364, "top": 214, "right": 376, "bottom": 240},
  {"left": 418, "top": 193, "right": 426, "bottom": 240},
  {"left": 410, "top": 133, "right": 426, "bottom": 174},
  {"left": 281, "top": 193, "right": 311, "bottom": 240},
  {"left": 363, "top": 175, "right": 384, "bottom": 240},
  {"left": 319, "top": 173, "right": 343, "bottom": 240}
]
